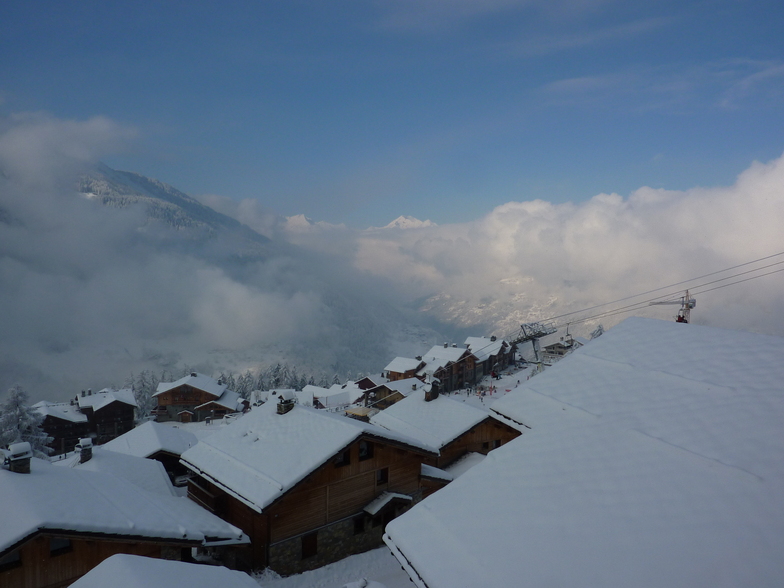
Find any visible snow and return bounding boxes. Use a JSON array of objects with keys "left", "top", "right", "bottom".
[
  {"left": 363, "top": 492, "right": 412, "bottom": 516},
  {"left": 78, "top": 387, "right": 137, "bottom": 411},
  {"left": 101, "top": 420, "right": 198, "bottom": 459},
  {"left": 420, "top": 464, "right": 452, "bottom": 482},
  {"left": 32, "top": 400, "right": 88, "bottom": 423},
  {"left": 370, "top": 390, "right": 490, "bottom": 450},
  {"left": 463, "top": 336, "right": 506, "bottom": 362},
  {"left": 255, "top": 547, "right": 412, "bottom": 588},
  {"left": 69, "top": 554, "right": 259, "bottom": 588},
  {"left": 155, "top": 372, "right": 227, "bottom": 398},
  {"left": 196, "top": 388, "right": 243, "bottom": 411},
  {"left": 380, "top": 216, "right": 435, "bottom": 230},
  {"left": 383, "top": 357, "right": 422, "bottom": 374},
  {"left": 53, "top": 446, "right": 177, "bottom": 496},
  {"left": 420, "top": 344, "right": 470, "bottom": 364},
  {"left": 442, "top": 452, "right": 484, "bottom": 479},
  {"left": 180, "top": 401, "right": 436, "bottom": 513},
  {"left": 383, "top": 318, "right": 784, "bottom": 588},
  {"left": 0, "top": 457, "right": 247, "bottom": 555}
]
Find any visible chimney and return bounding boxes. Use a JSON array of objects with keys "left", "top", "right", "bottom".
[
  {"left": 277, "top": 390, "right": 296, "bottom": 415},
  {"left": 87, "top": 389, "right": 92, "bottom": 396},
  {"left": 416, "top": 356, "right": 422, "bottom": 361},
  {"left": 444, "top": 342, "right": 448, "bottom": 348},
  {"left": 491, "top": 335, "right": 497, "bottom": 342},
  {"left": 412, "top": 383, "right": 417, "bottom": 391},
  {"left": 425, "top": 387, "right": 439, "bottom": 402},
  {"left": 81, "top": 390, "right": 86, "bottom": 398},
  {"left": 76, "top": 438, "right": 93, "bottom": 464},
  {"left": 5, "top": 442, "right": 33, "bottom": 474},
  {"left": 452, "top": 343, "right": 457, "bottom": 347},
  {"left": 190, "top": 372, "right": 197, "bottom": 378}
]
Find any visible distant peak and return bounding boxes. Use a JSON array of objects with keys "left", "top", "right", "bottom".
[{"left": 382, "top": 215, "right": 436, "bottom": 229}]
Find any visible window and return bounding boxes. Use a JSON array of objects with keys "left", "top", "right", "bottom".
[
  {"left": 358, "top": 440, "right": 374, "bottom": 461},
  {"left": 353, "top": 515, "right": 365, "bottom": 535},
  {"left": 376, "top": 467, "right": 389, "bottom": 485},
  {"left": 334, "top": 449, "right": 351, "bottom": 468},
  {"left": 301, "top": 531, "right": 318, "bottom": 559},
  {"left": 482, "top": 441, "right": 490, "bottom": 450},
  {"left": 493, "top": 439, "right": 502, "bottom": 449},
  {"left": 49, "top": 537, "right": 72, "bottom": 557},
  {"left": 0, "top": 549, "right": 21, "bottom": 572}
]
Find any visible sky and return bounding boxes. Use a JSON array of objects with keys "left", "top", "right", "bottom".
[
  {"left": 2, "top": 0, "right": 784, "bottom": 227},
  {"left": 1, "top": 1, "right": 783, "bottom": 402}
]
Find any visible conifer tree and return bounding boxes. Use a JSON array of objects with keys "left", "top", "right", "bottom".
[{"left": 0, "top": 386, "right": 53, "bottom": 457}]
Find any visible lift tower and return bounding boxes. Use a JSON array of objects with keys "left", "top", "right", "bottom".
[{"left": 649, "top": 290, "right": 697, "bottom": 323}]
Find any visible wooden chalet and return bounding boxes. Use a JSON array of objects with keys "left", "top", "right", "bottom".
[
  {"left": 371, "top": 389, "right": 522, "bottom": 472},
  {"left": 180, "top": 394, "right": 437, "bottom": 575},
  {"left": 464, "top": 336, "right": 516, "bottom": 380},
  {"left": 0, "top": 444, "right": 247, "bottom": 588},
  {"left": 419, "top": 343, "right": 477, "bottom": 393},
  {"left": 34, "top": 389, "right": 137, "bottom": 455},
  {"left": 382, "top": 357, "right": 425, "bottom": 382},
  {"left": 363, "top": 377, "right": 424, "bottom": 410},
  {"left": 154, "top": 372, "right": 242, "bottom": 423}
]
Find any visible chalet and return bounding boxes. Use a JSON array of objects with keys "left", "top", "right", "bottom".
[
  {"left": 179, "top": 394, "right": 437, "bottom": 575},
  {"left": 541, "top": 333, "right": 586, "bottom": 364},
  {"left": 370, "top": 389, "right": 521, "bottom": 471},
  {"left": 363, "top": 377, "right": 424, "bottom": 410},
  {"left": 34, "top": 388, "right": 137, "bottom": 454},
  {"left": 0, "top": 443, "right": 247, "bottom": 588},
  {"left": 464, "top": 335, "right": 516, "bottom": 379},
  {"left": 383, "top": 357, "right": 425, "bottom": 382},
  {"left": 154, "top": 373, "right": 244, "bottom": 423},
  {"left": 354, "top": 374, "right": 389, "bottom": 390},
  {"left": 419, "top": 344, "right": 477, "bottom": 393},
  {"left": 53, "top": 439, "right": 177, "bottom": 497},
  {"left": 384, "top": 318, "right": 784, "bottom": 588},
  {"left": 100, "top": 421, "right": 198, "bottom": 486}
]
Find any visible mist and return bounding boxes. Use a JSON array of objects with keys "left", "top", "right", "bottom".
[{"left": 2, "top": 113, "right": 782, "bottom": 403}]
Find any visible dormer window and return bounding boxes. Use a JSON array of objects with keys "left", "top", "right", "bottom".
[
  {"left": 334, "top": 448, "right": 351, "bottom": 468},
  {"left": 358, "top": 440, "right": 374, "bottom": 461}
]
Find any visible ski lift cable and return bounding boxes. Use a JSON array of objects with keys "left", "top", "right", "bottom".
[
  {"left": 539, "top": 250, "right": 784, "bottom": 323},
  {"left": 556, "top": 266, "right": 784, "bottom": 329}
]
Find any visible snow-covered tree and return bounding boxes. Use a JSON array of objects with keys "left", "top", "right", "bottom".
[
  {"left": 132, "top": 370, "right": 158, "bottom": 423},
  {"left": 0, "top": 386, "right": 53, "bottom": 457}
]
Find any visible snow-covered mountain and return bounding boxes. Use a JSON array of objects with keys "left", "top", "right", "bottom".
[
  {"left": 377, "top": 215, "right": 436, "bottom": 230},
  {"left": 0, "top": 163, "right": 449, "bottom": 401}
]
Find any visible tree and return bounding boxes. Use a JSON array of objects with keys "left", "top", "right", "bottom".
[
  {"left": 0, "top": 386, "right": 53, "bottom": 457},
  {"left": 132, "top": 370, "right": 157, "bottom": 423}
]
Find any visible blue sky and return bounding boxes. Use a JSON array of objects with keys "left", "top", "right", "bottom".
[{"left": 2, "top": 0, "right": 783, "bottom": 227}]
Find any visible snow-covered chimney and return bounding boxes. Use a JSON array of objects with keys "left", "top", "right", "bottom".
[
  {"left": 416, "top": 356, "right": 422, "bottom": 361},
  {"left": 76, "top": 438, "right": 93, "bottom": 464},
  {"left": 491, "top": 335, "right": 497, "bottom": 342},
  {"left": 277, "top": 390, "right": 296, "bottom": 415},
  {"left": 452, "top": 343, "right": 457, "bottom": 347},
  {"left": 5, "top": 442, "right": 33, "bottom": 474},
  {"left": 425, "top": 387, "right": 439, "bottom": 402},
  {"left": 444, "top": 342, "right": 448, "bottom": 348},
  {"left": 190, "top": 372, "right": 197, "bottom": 378},
  {"left": 81, "top": 390, "right": 86, "bottom": 397},
  {"left": 87, "top": 389, "right": 92, "bottom": 396}
]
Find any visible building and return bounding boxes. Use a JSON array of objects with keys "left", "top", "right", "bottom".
[
  {"left": 418, "top": 344, "right": 477, "bottom": 392},
  {"left": 362, "top": 377, "right": 424, "bottom": 410},
  {"left": 99, "top": 421, "right": 198, "bottom": 486},
  {"left": 383, "top": 357, "right": 425, "bottom": 382},
  {"left": 153, "top": 373, "right": 245, "bottom": 423},
  {"left": 180, "top": 395, "right": 436, "bottom": 575},
  {"left": 34, "top": 388, "right": 137, "bottom": 454},
  {"left": 383, "top": 318, "right": 784, "bottom": 588},
  {"left": 464, "top": 336, "right": 516, "bottom": 379},
  {"left": 0, "top": 445, "right": 247, "bottom": 588},
  {"left": 370, "top": 388, "right": 522, "bottom": 471}
]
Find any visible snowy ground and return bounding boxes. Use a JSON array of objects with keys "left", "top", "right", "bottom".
[{"left": 252, "top": 547, "right": 412, "bottom": 588}]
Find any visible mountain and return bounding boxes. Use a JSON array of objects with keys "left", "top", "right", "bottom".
[{"left": 378, "top": 215, "right": 436, "bottom": 230}]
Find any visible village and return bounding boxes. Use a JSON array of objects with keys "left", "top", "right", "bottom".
[{"left": 2, "top": 316, "right": 784, "bottom": 588}]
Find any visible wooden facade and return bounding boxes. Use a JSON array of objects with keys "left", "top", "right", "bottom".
[
  {"left": 428, "top": 417, "right": 521, "bottom": 470},
  {"left": 40, "top": 416, "right": 90, "bottom": 456},
  {"left": 0, "top": 533, "right": 189, "bottom": 588},
  {"left": 82, "top": 403, "right": 135, "bottom": 445},
  {"left": 432, "top": 351, "right": 476, "bottom": 393},
  {"left": 187, "top": 434, "right": 430, "bottom": 574},
  {"left": 154, "top": 385, "right": 219, "bottom": 422}
]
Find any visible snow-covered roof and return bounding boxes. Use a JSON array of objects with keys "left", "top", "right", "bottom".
[
  {"left": 370, "top": 390, "right": 491, "bottom": 450},
  {"left": 463, "top": 336, "right": 506, "bottom": 362},
  {"left": 154, "top": 372, "right": 227, "bottom": 398},
  {"left": 69, "top": 554, "right": 259, "bottom": 588},
  {"left": 78, "top": 387, "right": 137, "bottom": 411},
  {"left": 373, "top": 377, "right": 423, "bottom": 397},
  {"left": 53, "top": 446, "right": 176, "bottom": 496},
  {"left": 180, "top": 401, "right": 436, "bottom": 513},
  {"left": 33, "top": 400, "right": 88, "bottom": 423},
  {"left": 196, "top": 389, "right": 243, "bottom": 412},
  {"left": 364, "top": 492, "right": 412, "bottom": 516},
  {"left": 420, "top": 464, "right": 453, "bottom": 482},
  {"left": 101, "top": 421, "right": 198, "bottom": 459},
  {"left": 384, "top": 318, "right": 784, "bottom": 588},
  {"left": 0, "top": 458, "right": 247, "bottom": 556},
  {"left": 384, "top": 357, "right": 424, "bottom": 374},
  {"left": 422, "top": 344, "right": 472, "bottom": 364}
]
